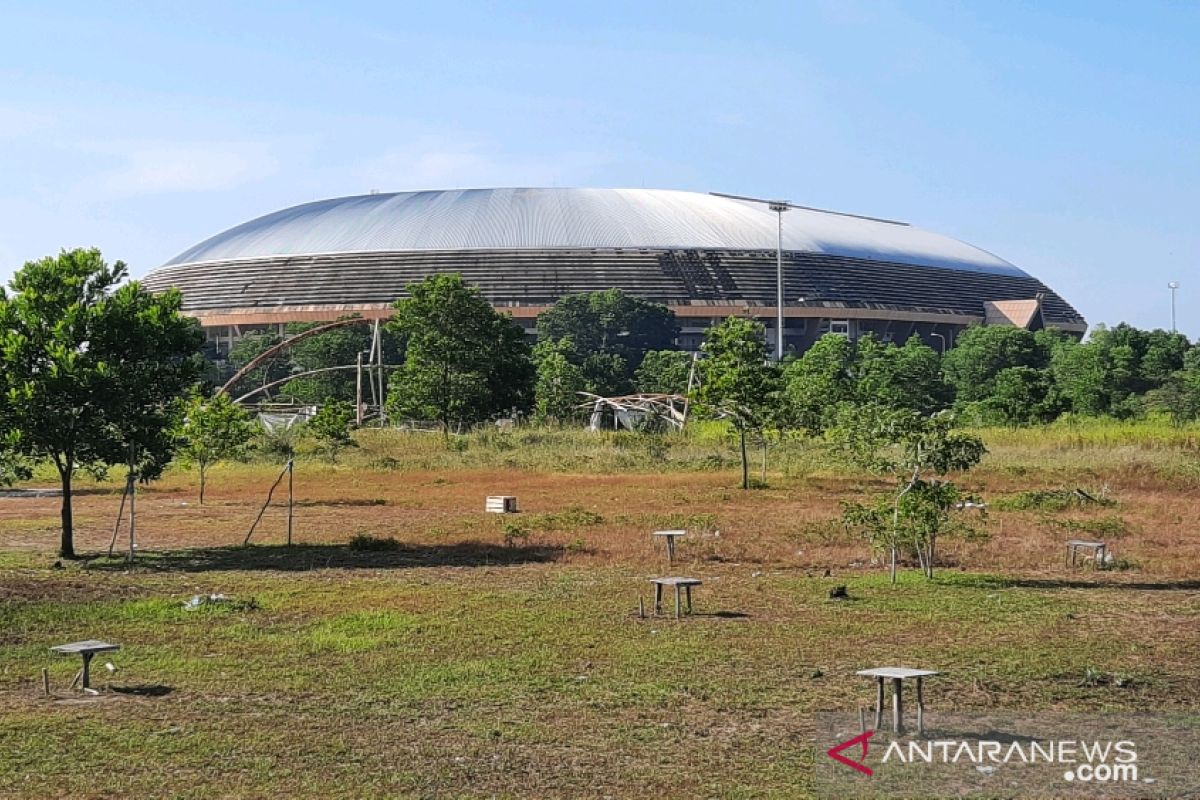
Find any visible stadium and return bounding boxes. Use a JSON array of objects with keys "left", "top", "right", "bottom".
[{"left": 141, "top": 187, "right": 1086, "bottom": 355}]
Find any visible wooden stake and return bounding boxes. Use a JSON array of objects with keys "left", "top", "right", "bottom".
[
  {"left": 244, "top": 460, "right": 292, "bottom": 545},
  {"left": 127, "top": 442, "right": 137, "bottom": 563},
  {"left": 107, "top": 472, "right": 131, "bottom": 558},
  {"left": 355, "top": 351, "right": 364, "bottom": 426},
  {"left": 41, "top": 668, "right": 50, "bottom": 696},
  {"left": 286, "top": 458, "right": 294, "bottom": 546}
]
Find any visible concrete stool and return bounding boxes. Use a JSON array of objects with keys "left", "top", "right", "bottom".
[
  {"left": 649, "top": 577, "right": 701, "bottom": 619},
  {"left": 856, "top": 667, "right": 938, "bottom": 735},
  {"left": 651, "top": 530, "right": 686, "bottom": 563},
  {"left": 51, "top": 640, "right": 120, "bottom": 694}
]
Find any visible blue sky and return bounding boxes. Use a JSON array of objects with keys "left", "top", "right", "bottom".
[{"left": 1, "top": 1, "right": 1196, "bottom": 336}]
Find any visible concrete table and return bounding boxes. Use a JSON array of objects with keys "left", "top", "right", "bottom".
[
  {"left": 51, "top": 640, "right": 120, "bottom": 694},
  {"left": 649, "top": 577, "right": 701, "bottom": 619},
  {"left": 856, "top": 667, "right": 938, "bottom": 735},
  {"left": 1066, "top": 539, "right": 1107, "bottom": 569},
  {"left": 651, "top": 530, "right": 686, "bottom": 563}
]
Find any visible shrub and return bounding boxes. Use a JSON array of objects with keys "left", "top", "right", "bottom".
[{"left": 347, "top": 533, "right": 401, "bottom": 552}]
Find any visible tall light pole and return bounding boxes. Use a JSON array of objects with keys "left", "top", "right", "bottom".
[
  {"left": 711, "top": 191, "right": 791, "bottom": 361},
  {"left": 1168, "top": 281, "right": 1179, "bottom": 333},
  {"left": 710, "top": 192, "right": 906, "bottom": 361},
  {"left": 768, "top": 201, "right": 789, "bottom": 359}
]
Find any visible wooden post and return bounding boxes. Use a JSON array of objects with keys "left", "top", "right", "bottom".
[
  {"left": 892, "top": 677, "right": 903, "bottom": 734},
  {"left": 373, "top": 320, "right": 386, "bottom": 426},
  {"left": 874, "top": 677, "right": 884, "bottom": 730},
  {"left": 638, "top": 595, "right": 645, "bottom": 619},
  {"left": 41, "top": 667, "right": 50, "bottom": 696},
  {"left": 916, "top": 677, "right": 925, "bottom": 736},
  {"left": 654, "top": 583, "right": 663, "bottom": 615},
  {"left": 127, "top": 444, "right": 137, "bottom": 563},
  {"left": 81, "top": 653, "right": 93, "bottom": 691},
  {"left": 244, "top": 461, "right": 291, "bottom": 546},
  {"left": 666, "top": 536, "right": 675, "bottom": 564},
  {"left": 355, "top": 351, "right": 364, "bottom": 426},
  {"left": 107, "top": 471, "right": 131, "bottom": 558},
  {"left": 286, "top": 458, "right": 294, "bottom": 546},
  {"left": 685, "top": 584, "right": 693, "bottom": 613}
]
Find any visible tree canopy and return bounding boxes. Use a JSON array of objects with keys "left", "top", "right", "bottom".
[
  {"left": 535, "top": 289, "right": 678, "bottom": 396},
  {"left": 695, "top": 317, "right": 781, "bottom": 489},
  {"left": 0, "top": 248, "right": 203, "bottom": 556},
  {"left": 386, "top": 274, "right": 534, "bottom": 433}
]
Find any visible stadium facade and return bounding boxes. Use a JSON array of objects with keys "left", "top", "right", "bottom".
[{"left": 141, "top": 187, "right": 1086, "bottom": 356}]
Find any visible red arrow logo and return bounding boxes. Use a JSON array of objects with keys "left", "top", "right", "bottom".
[{"left": 827, "top": 729, "right": 874, "bottom": 776}]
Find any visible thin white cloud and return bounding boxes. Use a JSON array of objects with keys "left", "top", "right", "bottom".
[
  {"left": 89, "top": 140, "right": 279, "bottom": 196},
  {"left": 0, "top": 105, "right": 52, "bottom": 140},
  {"left": 356, "top": 137, "right": 610, "bottom": 191}
]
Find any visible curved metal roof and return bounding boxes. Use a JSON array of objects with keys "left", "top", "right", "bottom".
[{"left": 164, "top": 187, "right": 1025, "bottom": 277}]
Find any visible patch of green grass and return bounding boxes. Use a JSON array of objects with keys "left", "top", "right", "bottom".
[{"left": 992, "top": 487, "right": 1115, "bottom": 512}]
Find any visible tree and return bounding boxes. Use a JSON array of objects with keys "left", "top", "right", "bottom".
[
  {"left": 533, "top": 338, "right": 588, "bottom": 423},
  {"left": 942, "top": 326, "right": 1050, "bottom": 404},
  {"left": 1147, "top": 348, "right": 1200, "bottom": 425},
  {"left": 694, "top": 317, "right": 781, "bottom": 489},
  {"left": 980, "top": 366, "right": 1059, "bottom": 426},
  {"left": 783, "top": 333, "right": 857, "bottom": 434},
  {"left": 1050, "top": 324, "right": 1191, "bottom": 419},
  {"left": 634, "top": 350, "right": 694, "bottom": 395},
  {"left": 0, "top": 249, "right": 203, "bottom": 557},
  {"left": 307, "top": 401, "right": 356, "bottom": 461},
  {"left": 386, "top": 274, "right": 534, "bottom": 434},
  {"left": 832, "top": 406, "right": 986, "bottom": 582},
  {"left": 177, "top": 390, "right": 255, "bottom": 503},
  {"left": 536, "top": 289, "right": 678, "bottom": 396}
]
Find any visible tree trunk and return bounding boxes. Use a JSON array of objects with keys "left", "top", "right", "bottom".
[
  {"left": 738, "top": 425, "right": 749, "bottom": 490},
  {"left": 199, "top": 462, "right": 206, "bottom": 505},
  {"left": 58, "top": 462, "right": 75, "bottom": 559}
]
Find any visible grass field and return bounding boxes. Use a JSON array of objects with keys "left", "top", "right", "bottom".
[{"left": 1, "top": 424, "right": 1199, "bottom": 798}]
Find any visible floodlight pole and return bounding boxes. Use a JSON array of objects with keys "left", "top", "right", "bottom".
[
  {"left": 1168, "top": 281, "right": 1179, "bottom": 333},
  {"left": 769, "top": 202, "right": 789, "bottom": 361}
]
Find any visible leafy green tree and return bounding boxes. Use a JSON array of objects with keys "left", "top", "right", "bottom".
[
  {"left": 1147, "top": 348, "right": 1200, "bottom": 425},
  {"left": 0, "top": 249, "right": 203, "bottom": 557},
  {"left": 942, "top": 326, "right": 1050, "bottom": 404},
  {"left": 533, "top": 339, "right": 588, "bottom": 422},
  {"left": 832, "top": 407, "right": 986, "bottom": 581},
  {"left": 855, "top": 334, "right": 951, "bottom": 415},
  {"left": 177, "top": 390, "right": 255, "bottom": 504},
  {"left": 1050, "top": 324, "right": 1190, "bottom": 418},
  {"left": 536, "top": 289, "right": 678, "bottom": 395},
  {"left": 307, "top": 401, "right": 357, "bottom": 461},
  {"left": 784, "top": 333, "right": 949, "bottom": 433},
  {"left": 782, "top": 333, "right": 857, "bottom": 433},
  {"left": 386, "top": 274, "right": 534, "bottom": 434},
  {"left": 635, "top": 349, "right": 694, "bottom": 395},
  {"left": 980, "top": 366, "right": 1059, "bottom": 426},
  {"left": 695, "top": 317, "right": 781, "bottom": 489}
]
